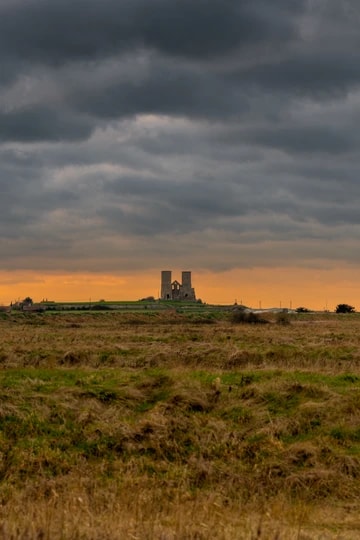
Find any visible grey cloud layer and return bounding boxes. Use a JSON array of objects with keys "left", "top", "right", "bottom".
[
  {"left": 0, "top": 0, "right": 302, "bottom": 65},
  {"left": 0, "top": 0, "right": 360, "bottom": 274}
]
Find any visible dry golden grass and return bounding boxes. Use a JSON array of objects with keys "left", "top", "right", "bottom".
[{"left": 0, "top": 311, "right": 360, "bottom": 538}]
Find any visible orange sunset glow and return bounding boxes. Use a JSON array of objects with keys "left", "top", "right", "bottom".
[{"left": 1, "top": 267, "right": 359, "bottom": 312}]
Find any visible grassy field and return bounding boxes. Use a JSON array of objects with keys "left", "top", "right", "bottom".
[{"left": 0, "top": 311, "right": 360, "bottom": 538}]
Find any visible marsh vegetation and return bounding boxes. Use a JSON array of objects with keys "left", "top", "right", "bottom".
[{"left": 0, "top": 311, "right": 360, "bottom": 538}]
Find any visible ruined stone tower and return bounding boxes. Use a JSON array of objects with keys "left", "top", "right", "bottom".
[
  {"left": 160, "top": 270, "right": 196, "bottom": 301},
  {"left": 181, "top": 271, "right": 193, "bottom": 299},
  {"left": 160, "top": 270, "right": 172, "bottom": 300}
]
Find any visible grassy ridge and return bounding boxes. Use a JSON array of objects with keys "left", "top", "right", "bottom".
[{"left": 0, "top": 312, "right": 360, "bottom": 538}]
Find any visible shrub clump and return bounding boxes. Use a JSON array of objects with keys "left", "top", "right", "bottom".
[
  {"left": 230, "top": 310, "right": 269, "bottom": 325},
  {"left": 276, "top": 311, "right": 291, "bottom": 325},
  {"left": 296, "top": 306, "right": 311, "bottom": 313},
  {"left": 335, "top": 303, "right": 355, "bottom": 313}
]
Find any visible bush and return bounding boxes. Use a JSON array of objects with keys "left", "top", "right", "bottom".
[
  {"left": 230, "top": 310, "right": 269, "bottom": 325},
  {"left": 91, "top": 303, "right": 112, "bottom": 311},
  {"left": 296, "top": 307, "right": 311, "bottom": 313},
  {"left": 276, "top": 311, "right": 291, "bottom": 325},
  {"left": 335, "top": 304, "right": 355, "bottom": 314}
]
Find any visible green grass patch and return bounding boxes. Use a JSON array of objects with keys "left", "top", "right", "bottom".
[
  {"left": 262, "top": 390, "right": 300, "bottom": 415},
  {"left": 330, "top": 426, "right": 360, "bottom": 443}
]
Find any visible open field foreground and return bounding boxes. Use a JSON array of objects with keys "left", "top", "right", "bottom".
[{"left": 1, "top": 311, "right": 360, "bottom": 539}]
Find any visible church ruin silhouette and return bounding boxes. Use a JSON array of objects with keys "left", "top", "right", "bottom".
[{"left": 160, "top": 271, "right": 196, "bottom": 301}]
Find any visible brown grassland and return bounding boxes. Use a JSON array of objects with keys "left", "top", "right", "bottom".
[{"left": 0, "top": 310, "right": 360, "bottom": 538}]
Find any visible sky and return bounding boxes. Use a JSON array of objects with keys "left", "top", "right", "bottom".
[{"left": 1, "top": 0, "right": 360, "bottom": 309}]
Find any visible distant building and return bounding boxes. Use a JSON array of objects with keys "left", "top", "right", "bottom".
[{"left": 160, "top": 270, "right": 196, "bottom": 301}]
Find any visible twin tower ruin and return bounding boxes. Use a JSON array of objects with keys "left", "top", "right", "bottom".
[{"left": 160, "top": 271, "right": 196, "bottom": 301}]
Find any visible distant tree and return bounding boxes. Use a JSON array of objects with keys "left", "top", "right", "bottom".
[
  {"left": 296, "top": 306, "right": 311, "bottom": 313},
  {"left": 22, "top": 297, "right": 33, "bottom": 306},
  {"left": 335, "top": 303, "right": 355, "bottom": 314}
]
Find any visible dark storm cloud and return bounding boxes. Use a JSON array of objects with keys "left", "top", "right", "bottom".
[
  {"left": 246, "top": 125, "right": 357, "bottom": 155},
  {"left": 1, "top": 0, "right": 360, "bottom": 274},
  {"left": 0, "top": 153, "right": 79, "bottom": 237},
  {"left": 233, "top": 50, "right": 360, "bottom": 98},
  {"left": 1, "top": 0, "right": 359, "bottom": 135},
  {"left": 100, "top": 175, "right": 252, "bottom": 236},
  {"left": 0, "top": 106, "right": 94, "bottom": 142},
  {"left": 68, "top": 59, "right": 247, "bottom": 120},
  {"left": 0, "top": 0, "right": 303, "bottom": 65}
]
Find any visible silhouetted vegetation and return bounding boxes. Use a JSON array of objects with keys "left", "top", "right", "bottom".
[
  {"left": 276, "top": 311, "right": 291, "bottom": 325},
  {"left": 91, "top": 303, "right": 112, "bottom": 311},
  {"left": 335, "top": 303, "right": 355, "bottom": 313},
  {"left": 230, "top": 310, "right": 269, "bottom": 324}
]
